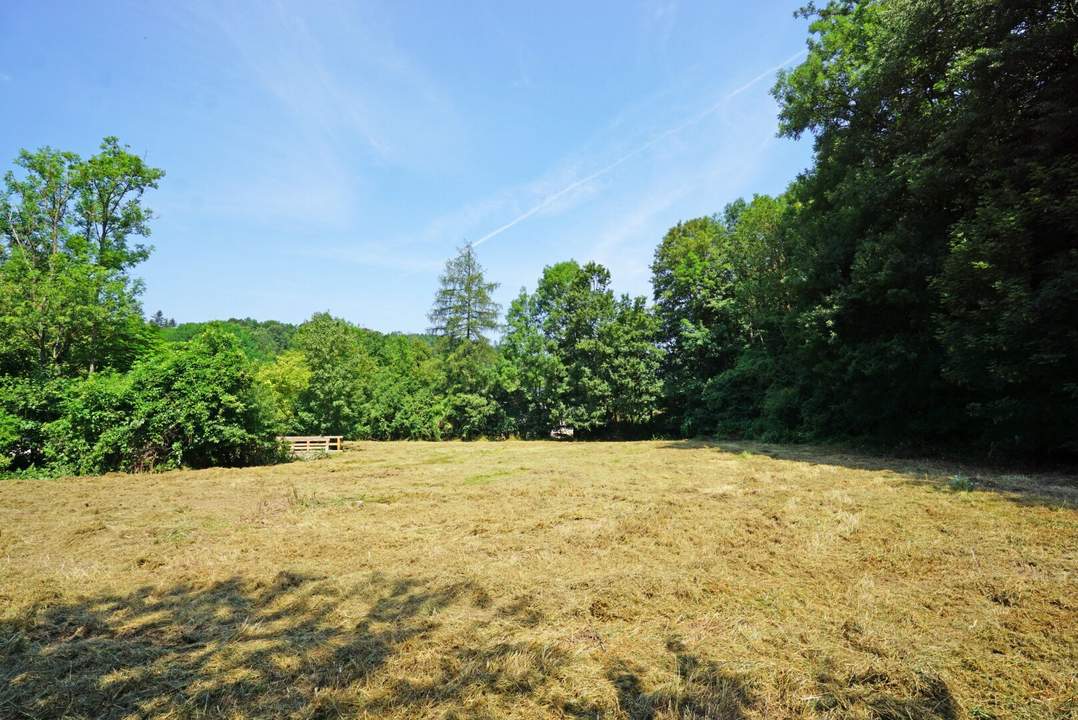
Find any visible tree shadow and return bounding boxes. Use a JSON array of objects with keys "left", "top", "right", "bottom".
[
  {"left": 557, "top": 636, "right": 756, "bottom": 720},
  {"left": 0, "top": 572, "right": 967, "bottom": 719},
  {"left": 661, "top": 438, "right": 1078, "bottom": 509},
  {"left": 0, "top": 572, "right": 457, "bottom": 718},
  {"left": 812, "top": 666, "right": 960, "bottom": 720}
]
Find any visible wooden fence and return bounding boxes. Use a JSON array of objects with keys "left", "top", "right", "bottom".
[{"left": 279, "top": 436, "right": 343, "bottom": 455}]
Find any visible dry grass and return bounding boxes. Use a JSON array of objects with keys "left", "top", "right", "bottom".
[{"left": 1, "top": 440, "right": 1075, "bottom": 719}]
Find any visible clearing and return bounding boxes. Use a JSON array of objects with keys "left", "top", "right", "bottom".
[{"left": 1, "top": 440, "right": 1075, "bottom": 719}]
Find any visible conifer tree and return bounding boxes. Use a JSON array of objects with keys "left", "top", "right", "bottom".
[{"left": 428, "top": 244, "right": 501, "bottom": 346}]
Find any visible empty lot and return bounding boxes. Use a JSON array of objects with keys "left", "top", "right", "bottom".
[{"left": 1, "top": 441, "right": 1075, "bottom": 719}]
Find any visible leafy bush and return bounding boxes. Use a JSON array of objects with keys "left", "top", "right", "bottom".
[
  {"left": 0, "top": 408, "right": 21, "bottom": 472},
  {"left": 112, "top": 330, "right": 282, "bottom": 470},
  {"left": 37, "top": 331, "right": 283, "bottom": 475},
  {"left": 0, "top": 376, "right": 71, "bottom": 472},
  {"left": 256, "top": 350, "right": 311, "bottom": 432},
  {"left": 44, "top": 372, "right": 132, "bottom": 475}
]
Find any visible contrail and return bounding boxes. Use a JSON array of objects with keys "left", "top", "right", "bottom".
[{"left": 472, "top": 48, "right": 807, "bottom": 247}]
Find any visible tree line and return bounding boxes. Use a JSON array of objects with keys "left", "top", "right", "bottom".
[{"left": 2, "top": 0, "right": 1075, "bottom": 475}]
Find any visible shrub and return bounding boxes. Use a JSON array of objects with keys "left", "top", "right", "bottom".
[
  {"left": 44, "top": 372, "right": 132, "bottom": 475},
  {"left": 256, "top": 349, "right": 312, "bottom": 432},
  {"left": 0, "top": 376, "right": 71, "bottom": 472},
  {"left": 114, "top": 330, "right": 282, "bottom": 470},
  {"left": 38, "top": 330, "right": 283, "bottom": 474}
]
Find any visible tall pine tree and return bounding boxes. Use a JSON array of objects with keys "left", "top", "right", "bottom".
[{"left": 428, "top": 244, "right": 501, "bottom": 346}]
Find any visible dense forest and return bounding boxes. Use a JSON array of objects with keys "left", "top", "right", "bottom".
[{"left": 2, "top": 0, "right": 1075, "bottom": 476}]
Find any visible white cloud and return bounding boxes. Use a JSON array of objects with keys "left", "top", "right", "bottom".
[
  {"left": 644, "top": 0, "right": 679, "bottom": 48},
  {"left": 159, "top": 1, "right": 464, "bottom": 230},
  {"left": 189, "top": 1, "right": 463, "bottom": 167},
  {"left": 469, "top": 48, "right": 806, "bottom": 249}
]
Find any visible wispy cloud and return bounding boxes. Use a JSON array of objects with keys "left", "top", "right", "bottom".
[
  {"left": 160, "top": 0, "right": 463, "bottom": 229},
  {"left": 471, "top": 48, "right": 806, "bottom": 247},
  {"left": 192, "top": 1, "right": 461, "bottom": 166},
  {"left": 590, "top": 183, "right": 686, "bottom": 274},
  {"left": 590, "top": 130, "right": 778, "bottom": 295},
  {"left": 646, "top": 0, "right": 679, "bottom": 48}
]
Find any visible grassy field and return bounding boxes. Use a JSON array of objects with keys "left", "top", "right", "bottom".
[{"left": 1, "top": 441, "right": 1075, "bottom": 719}]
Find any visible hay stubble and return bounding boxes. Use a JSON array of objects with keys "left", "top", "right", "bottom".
[{"left": 1, "top": 441, "right": 1075, "bottom": 719}]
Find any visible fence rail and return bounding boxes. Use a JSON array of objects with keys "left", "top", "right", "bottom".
[{"left": 279, "top": 436, "right": 343, "bottom": 455}]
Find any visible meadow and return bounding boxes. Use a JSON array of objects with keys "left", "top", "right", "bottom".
[{"left": 1, "top": 441, "right": 1075, "bottom": 719}]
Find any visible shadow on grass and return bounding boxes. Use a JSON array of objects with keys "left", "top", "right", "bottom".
[
  {"left": 0, "top": 571, "right": 963, "bottom": 719},
  {"left": 662, "top": 438, "right": 1078, "bottom": 509},
  {"left": 0, "top": 572, "right": 457, "bottom": 718},
  {"left": 813, "top": 665, "right": 960, "bottom": 720},
  {"left": 563, "top": 638, "right": 755, "bottom": 720}
]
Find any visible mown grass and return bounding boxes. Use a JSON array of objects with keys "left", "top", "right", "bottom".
[{"left": 1, "top": 440, "right": 1075, "bottom": 719}]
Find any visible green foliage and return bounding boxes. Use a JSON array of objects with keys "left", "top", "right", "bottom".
[
  {"left": 148, "top": 310, "right": 176, "bottom": 328},
  {"left": 651, "top": 197, "right": 793, "bottom": 436},
  {"left": 1, "top": 137, "right": 162, "bottom": 272},
  {"left": 0, "top": 250, "right": 152, "bottom": 376},
  {"left": 46, "top": 331, "right": 281, "bottom": 473},
  {"left": 440, "top": 340, "right": 514, "bottom": 440},
  {"left": 114, "top": 331, "right": 281, "bottom": 470},
  {"left": 502, "top": 289, "right": 563, "bottom": 437},
  {"left": 771, "top": 0, "right": 1078, "bottom": 453},
  {"left": 646, "top": 0, "right": 1077, "bottom": 456},
  {"left": 360, "top": 333, "right": 447, "bottom": 440},
  {"left": 291, "top": 313, "right": 375, "bottom": 437},
  {"left": 256, "top": 350, "right": 312, "bottom": 432},
  {"left": 428, "top": 244, "right": 501, "bottom": 346},
  {"left": 0, "top": 138, "right": 162, "bottom": 376},
  {"left": 651, "top": 215, "right": 737, "bottom": 434},
  {"left": 0, "top": 410, "right": 18, "bottom": 471},
  {"left": 504, "top": 261, "right": 661, "bottom": 438},
  {"left": 162, "top": 318, "right": 296, "bottom": 362},
  {"left": 2, "top": 332, "right": 281, "bottom": 475},
  {"left": 0, "top": 376, "right": 70, "bottom": 471},
  {"left": 43, "top": 372, "right": 133, "bottom": 474}
]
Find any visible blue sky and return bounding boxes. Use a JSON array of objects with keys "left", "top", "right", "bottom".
[{"left": 0, "top": 1, "right": 813, "bottom": 333}]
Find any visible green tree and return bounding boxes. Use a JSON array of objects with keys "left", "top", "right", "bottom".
[
  {"left": 256, "top": 350, "right": 312, "bottom": 432},
  {"left": 650, "top": 215, "right": 736, "bottom": 434},
  {"left": 0, "top": 138, "right": 163, "bottom": 376},
  {"left": 291, "top": 313, "right": 374, "bottom": 437},
  {"left": 428, "top": 244, "right": 501, "bottom": 346},
  {"left": 440, "top": 340, "right": 515, "bottom": 439},
  {"left": 44, "top": 331, "right": 280, "bottom": 473},
  {"left": 504, "top": 261, "right": 661, "bottom": 437},
  {"left": 502, "top": 289, "right": 564, "bottom": 437},
  {"left": 0, "top": 147, "right": 82, "bottom": 262},
  {"left": 361, "top": 333, "right": 447, "bottom": 440},
  {"left": 149, "top": 310, "right": 175, "bottom": 328},
  {"left": 769, "top": 0, "right": 1078, "bottom": 452},
  {"left": 0, "top": 251, "right": 151, "bottom": 376},
  {"left": 72, "top": 136, "right": 164, "bottom": 272},
  {"left": 602, "top": 294, "right": 663, "bottom": 431}
]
